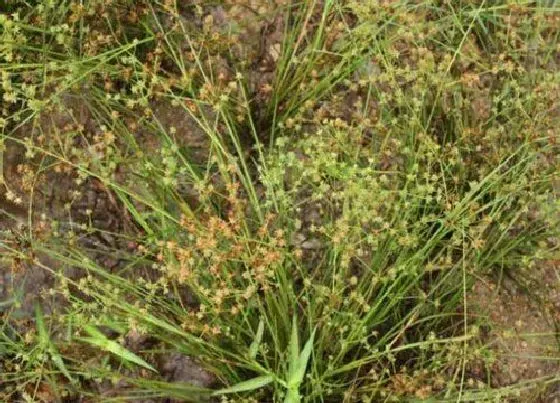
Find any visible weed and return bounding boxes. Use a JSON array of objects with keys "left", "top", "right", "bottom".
[{"left": 1, "top": 1, "right": 559, "bottom": 402}]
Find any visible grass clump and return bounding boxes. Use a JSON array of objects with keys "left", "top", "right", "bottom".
[{"left": 1, "top": 1, "right": 559, "bottom": 402}]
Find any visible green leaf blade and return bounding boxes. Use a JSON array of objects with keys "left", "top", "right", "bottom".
[
  {"left": 249, "top": 319, "right": 265, "bottom": 360},
  {"left": 82, "top": 325, "right": 156, "bottom": 372},
  {"left": 212, "top": 375, "right": 274, "bottom": 396}
]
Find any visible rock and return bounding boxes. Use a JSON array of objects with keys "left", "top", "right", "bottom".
[
  {"left": 301, "top": 238, "right": 322, "bottom": 250},
  {"left": 290, "top": 232, "right": 306, "bottom": 246}
]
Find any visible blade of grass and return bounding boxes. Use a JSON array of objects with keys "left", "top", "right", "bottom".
[
  {"left": 212, "top": 375, "right": 274, "bottom": 396},
  {"left": 80, "top": 325, "right": 156, "bottom": 372},
  {"left": 34, "top": 304, "right": 74, "bottom": 383}
]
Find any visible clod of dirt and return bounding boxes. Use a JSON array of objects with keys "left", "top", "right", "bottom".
[
  {"left": 161, "top": 353, "right": 216, "bottom": 389},
  {"left": 149, "top": 100, "right": 210, "bottom": 165}
]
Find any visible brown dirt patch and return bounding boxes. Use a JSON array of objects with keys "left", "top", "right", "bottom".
[{"left": 471, "top": 261, "right": 560, "bottom": 400}]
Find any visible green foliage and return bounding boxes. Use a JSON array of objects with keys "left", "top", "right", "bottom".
[{"left": 0, "top": 0, "right": 558, "bottom": 401}]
